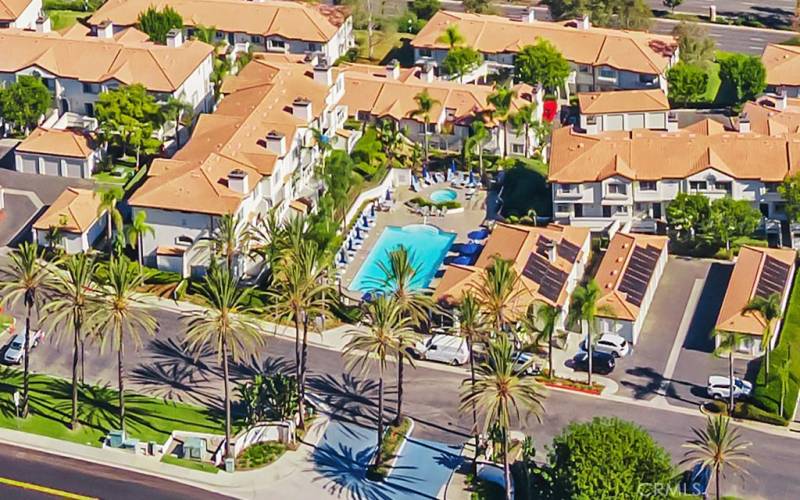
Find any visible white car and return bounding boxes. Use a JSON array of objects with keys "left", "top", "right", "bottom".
[
  {"left": 413, "top": 334, "right": 469, "bottom": 366},
  {"left": 581, "top": 334, "right": 631, "bottom": 358},
  {"left": 512, "top": 352, "right": 540, "bottom": 375},
  {"left": 707, "top": 376, "right": 753, "bottom": 401},
  {"left": 4, "top": 328, "right": 44, "bottom": 364}
]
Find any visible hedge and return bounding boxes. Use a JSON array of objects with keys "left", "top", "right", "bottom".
[{"left": 409, "top": 196, "right": 461, "bottom": 210}]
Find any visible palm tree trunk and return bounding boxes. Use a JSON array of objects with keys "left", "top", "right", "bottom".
[
  {"left": 80, "top": 337, "right": 85, "bottom": 385},
  {"left": 106, "top": 212, "right": 113, "bottom": 245},
  {"left": 22, "top": 303, "right": 32, "bottom": 418},
  {"left": 765, "top": 341, "right": 771, "bottom": 381},
  {"left": 468, "top": 336, "right": 479, "bottom": 474},
  {"left": 715, "top": 463, "right": 721, "bottom": 500},
  {"left": 584, "top": 319, "right": 593, "bottom": 386},
  {"left": 117, "top": 331, "right": 126, "bottom": 434},
  {"left": 548, "top": 332, "right": 554, "bottom": 378},
  {"left": 137, "top": 234, "right": 143, "bottom": 267},
  {"left": 374, "top": 366, "right": 384, "bottom": 468},
  {"left": 71, "top": 316, "right": 80, "bottom": 429},
  {"left": 293, "top": 314, "right": 303, "bottom": 428},
  {"left": 394, "top": 353, "right": 404, "bottom": 426},
  {"left": 222, "top": 340, "right": 233, "bottom": 459},
  {"left": 299, "top": 316, "right": 310, "bottom": 430},
  {"left": 423, "top": 121, "right": 430, "bottom": 166},
  {"left": 728, "top": 349, "right": 734, "bottom": 412},
  {"left": 502, "top": 427, "right": 511, "bottom": 500},
  {"left": 478, "top": 147, "right": 484, "bottom": 179}
]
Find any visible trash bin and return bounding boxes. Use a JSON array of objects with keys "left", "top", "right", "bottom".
[{"left": 225, "top": 458, "right": 235, "bottom": 473}]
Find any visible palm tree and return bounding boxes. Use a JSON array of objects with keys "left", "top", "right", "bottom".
[
  {"left": 473, "top": 257, "right": 522, "bottom": 333},
  {"left": 161, "top": 97, "right": 194, "bottom": 149},
  {"left": 268, "top": 240, "right": 331, "bottom": 429},
  {"left": 568, "top": 279, "right": 608, "bottom": 386},
  {"left": 714, "top": 330, "right": 746, "bottom": 412},
  {"left": 742, "top": 293, "right": 782, "bottom": 381},
  {"left": 0, "top": 242, "right": 56, "bottom": 417},
  {"left": 373, "top": 246, "right": 432, "bottom": 425},
  {"left": 343, "top": 295, "right": 410, "bottom": 469},
  {"left": 488, "top": 86, "right": 517, "bottom": 159},
  {"left": 42, "top": 253, "right": 96, "bottom": 429},
  {"left": 460, "top": 336, "right": 546, "bottom": 500},
  {"left": 777, "top": 348, "right": 793, "bottom": 417},
  {"left": 510, "top": 103, "right": 536, "bottom": 157},
  {"left": 90, "top": 256, "right": 157, "bottom": 433},
  {"left": 203, "top": 214, "right": 250, "bottom": 274},
  {"left": 682, "top": 415, "right": 753, "bottom": 500},
  {"left": 410, "top": 90, "right": 440, "bottom": 167},
  {"left": 437, "top": 24, "right": 464, "bottom": 48},
  {"left": 521, "top": 302, "right": 561, "bottom": 378},
  {"left": 311, "top": 127, "right": 332, "bottom": 178},
  {"left": 126, "top": 211, "right": 155, "bottom": 267},
  {"left": 456, "top": 291, "right": 487, "bottom": 473},
  {"left": 467, "top": 120, "right": 490, "bottom": 177},
  {"left": 184, "top": 265, "right": 263, "bottom": 459},
  {"left": 376, "top": 119, "right": 405, "bottom": 167},
  {"left": 97, "top": 187, "right": 123, "bottom": 249}
]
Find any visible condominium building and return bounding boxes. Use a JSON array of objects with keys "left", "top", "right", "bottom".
[{"left": 577, "top": 89, "right": 670, "bottom": 134}]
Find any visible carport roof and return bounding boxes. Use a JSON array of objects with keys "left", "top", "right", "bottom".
[{"left": 33, "top": 187, "right": 103, "bottom": 233}]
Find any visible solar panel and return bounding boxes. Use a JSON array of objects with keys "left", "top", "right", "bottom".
[
  {"left": 618, "top": 245, "right": 661, "bottom": 307},
  {"left": 522, "top": 253, "right": 549, "bottom": 284},
  {"left": 558, "top": 240, "right": 581, "bottom": 264},
  {"left": 539, "top": 267, "right": 568, "bottom": 303},
  {"left": 755, "top": 256, "right": 791, "bottom": 299}
]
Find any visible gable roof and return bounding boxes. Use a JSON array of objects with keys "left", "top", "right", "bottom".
[
  {"left": 0, "top": 0, "right": 32, "bottom": 22},
  {"left": 33, "top": 187, "right": 103, "bottom": 233},
  {"left": 89, "top": 0, "right": 347, "bottom": 43},
  {"left": 716, "top": 245, "right": 797, "bottom": 337},
  {"left": 128, "top": 53, "right": 329, "bottom": 216},
  {"left": 0, "top": 29, "right": 212, "bottom": 93},
  {"left": 16, "top": 127, "right": 95, "bottom": 158},
  {"left": 549, "top": 119, "right": 800, "bottom": 183},
  {"left": 741, "top": 97, "right": 800, "bottom": 136},
  {"left": 762, "top": 43, "right": 800, "bottom": 87},
  {"left": 578, "top": 89, "right": 669, "bottom": 115},
  {"left": 412, "top": 11, "right": 676, "bottom": 75}
]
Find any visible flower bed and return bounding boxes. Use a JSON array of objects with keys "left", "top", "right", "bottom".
[{"left": 537, "top": 374, "right": 603, "bottom": 395}]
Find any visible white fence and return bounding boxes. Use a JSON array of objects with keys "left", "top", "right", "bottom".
[
  {"left": 211, "top": 420, "right": 296, "bottom": 466},
  {"left": 344, "top": 168, "right": 402, "bottom": 227}
]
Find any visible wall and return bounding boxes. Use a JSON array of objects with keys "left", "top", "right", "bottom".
[
  {"left": 12, "top": 0, "right": 41, "bottom": 29},
  {"left": 15, "top": 152, "right": 93, "bottom": 179},
  {"left": 135, "top": 206, "right": 215, "bottom": 266},
  {"left": 344, "top": 168, "right": 397, "bottom": 227}
]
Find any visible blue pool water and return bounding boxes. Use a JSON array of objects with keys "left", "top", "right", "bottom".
[
  {"left": 430, "top": 188, "right": 458, "bottom": 204},
  {"left": 350, "top": 224, "right": 456, "bottom": 292}
]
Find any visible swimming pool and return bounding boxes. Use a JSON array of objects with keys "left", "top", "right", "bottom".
[
  {"left": 349, "top": 224, "right": 456, "bottom": 293},
  {"left": 430, "top": 188, "right": 458, "bottom": 204}
]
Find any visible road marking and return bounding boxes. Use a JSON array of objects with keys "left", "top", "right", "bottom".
[
  {"left": 0, "top": 476, "right": 97, "bottom": 499},
  {"left": 749, "top": 45, "right": 765, "bottom": 51},
  {"left": 750, "top": 36, "right": 766, "bottom": 41}
]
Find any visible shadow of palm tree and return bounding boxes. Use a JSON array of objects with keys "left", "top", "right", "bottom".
[
  {"left": 229, "top": 354, "right": 294, "bottom": 382},
  {"left": 130, "top": 362, "right": 221, "bottom": 407},
  {"left": 145, "top": 337, "right": 218, "bottom": 379},
  {"left": 307, "top": 373, "right": 384, "bottom": 427}
]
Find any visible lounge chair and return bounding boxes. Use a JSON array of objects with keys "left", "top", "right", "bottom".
[{"left": 434, "top": 172, "right": 446, "bottom": 184}]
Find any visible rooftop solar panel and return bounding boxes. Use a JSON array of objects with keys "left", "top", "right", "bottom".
[
  {"left": 755, "top": 256, "right": 791, "bottom": 299},
  {"left": 539, "top": 267, "right": 568, "bottom": 303},
  {"left": 618, "top": 245, "right": 661, "bottom": 307},
  {"left": 558, "top": 240, "right": 581, "bottom": 264},
  {"left": 522, "top": 253, "right": 549, "bottom": 284}
]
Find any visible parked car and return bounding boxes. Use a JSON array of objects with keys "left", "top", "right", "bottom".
[
  {"left": 571, "top": 350, "right": 616, "bottom": 375},
  {"left": 706, "top": 376, "right": 753, "bottom": 401},
  {"left": 512, "top": 352, "right": 541, "bottom": 375},
  {"left": 580, "top": 333, "right": 631, "bottom": 358},
  {"left": 4, "top": 328, "right": 44, "bottom": 364},
  {"left": 413, "top": 334, "right": 470, "bottom": 366},
  {"left": 680, "top": 463, "right": 711, "bottom": 498}
]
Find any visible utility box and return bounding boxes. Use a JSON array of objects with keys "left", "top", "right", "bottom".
[
  {"left": 182, "top": 437, "right": 207, "bottom": 461},
  {"left": 225, "top": 458, "right": 235, "bottom": 473},
  {"left": 107, "top": 430, "right": 125, "bottom": 448}
]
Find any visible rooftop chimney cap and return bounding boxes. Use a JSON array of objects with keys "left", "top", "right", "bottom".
[
  {"left": 739, "top": 112, "right": 750, "bottom": 123},
  {"left": 314, "top": 61, "right": 331, "bottom": 71},
  {"left": 229, "top": 169, "right": 247, "bottom": 179},
  {"left": 293, "top": 97, "right": 311, "bottom": 106},
  {"left": 98, "top": 19, "right": 112, "bottom": 28},
  {"left": 267, "top": 130, "right": 285, "bottom": 139},
  {"left": 667, "top": 111, "right": 678, "bottom": 121}
]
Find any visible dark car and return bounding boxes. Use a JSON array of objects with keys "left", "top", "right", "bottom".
[{"left": 571, "top": 350, "right": 615, "bottom": 375}]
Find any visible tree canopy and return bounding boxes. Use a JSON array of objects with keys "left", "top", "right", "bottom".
[
  {"left": 667, "top": 62, "right": 709, "bottom": 106},
  {"left": 672, "top": 21, "right": 716, "bottom": 67},
  {"left": 719, "top": 54, "right": 767, "bottom": 107},
  {"left": 137, "top": 6, "right": 183, "bottom": 44},
  {"left": 0, "top": 75, "right": 52, "bottom": 134},
  {"left": 95, "top": 84, "right": 163, "bottom": 167},
  {"left": 543, "top": 0, "right": 652, "bottom": 30},
  {"left": 779, "top": 173, "right": 800, "bottom": 222},
  {"left": 441, "top": 47, "right": 484, "bottom": 81},
  {"left": 515, "top": 39, "right": 570, "bottom": 92},
  {"left": 410, "top": 0, "right": 440, "bottom": 20},
  {"left": 702, "top": 197, "right": 762, "bottom": 252},
  {"left": 666, "top": 192, "right": 711, "bottom": 239}
]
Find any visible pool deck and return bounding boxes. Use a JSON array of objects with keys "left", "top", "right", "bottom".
[{"left": 340, "top": 182, "right": 491, "bottom": 295}]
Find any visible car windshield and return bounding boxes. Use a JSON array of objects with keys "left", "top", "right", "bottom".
[
  {"left": 10, "top": 341, "right": 21, "bottom": 349},
  {"left": 735, "top": 379, "right": 745, "bottom": 389}
]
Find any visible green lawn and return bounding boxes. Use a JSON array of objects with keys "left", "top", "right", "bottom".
[
  {"left": 353, "top": 30, "right": 414, "bottom": 65},
  {"left": 499, "top": 158, "right": 551, "bottom": 219},
  {"left": 161, "top": 454, "right": 220, "bottom": 474},
  {"left": 46, "top": 9, "right": 89, "bottom": 30},
  {"left": 0, "top": 314, "right": 14, "bottom": 333},
  {"left": 751, "top": 268, "right": 800, "bottom": 420},
  {"left": 0, "top": 369, "right": 224, "bottom": 447}
]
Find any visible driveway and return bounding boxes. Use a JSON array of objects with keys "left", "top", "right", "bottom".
[{"left": 0, "top": 193, "right": 41, "bottom": 246}]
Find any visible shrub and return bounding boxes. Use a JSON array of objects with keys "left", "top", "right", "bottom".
[
  {"left": 236, "top": 441, "right": 286, "bottom": 470},
  {"left": 236, "top": 373, "right": 299, "bottom": 424},
  {"left": 732, "top": 402, "right": 789, "bottom": 426},
  {"left": 703, "top": 399, "right": 728, "bottom": 415},
  {"left": 409, "top": 196, "right": 461, "bottom": 210}
]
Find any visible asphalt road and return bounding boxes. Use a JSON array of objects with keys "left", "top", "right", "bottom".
[
  {"left": 646, "top": 0, "right": 794, "bottom": 20},
  {"left": 0, "top": 444, "right": 229, "bottom": 500}
]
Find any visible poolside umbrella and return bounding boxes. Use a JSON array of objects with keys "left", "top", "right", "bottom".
[
  {"left": 422, "top": 165, "right": 428, "bottom": 180},
  {"left": 362, "top": 292, "right": 372, "bottom": 303},
  {"left": 460, "top": 242, "right": 481, "bottom": 255},
  {"left": 468, "top": 228, "right": 490, "bottom": 240},
  {"left": 453, "top": 255, "right": 472, "bottom": 265},
  {"left": 347, "top": 239, "right": 354, "bottom": 252},
  {"left": 370, "top": 203, "right": 376, "bottom": 217},
  {"left": 339, "top": 250, "right": 346, "bottom": 264},
  {"left": 362, "top": 215, "right": 369, "bottom": 227},
  {"left": 468, "top": 169, "right": 475, "bottom": 185},
  {"left": 355, "top": 226, "right": 362, "bottom": 239}
]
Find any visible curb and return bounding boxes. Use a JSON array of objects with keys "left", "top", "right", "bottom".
[{"left": 384, "top": 417, "right": 415, "bottom": 478}]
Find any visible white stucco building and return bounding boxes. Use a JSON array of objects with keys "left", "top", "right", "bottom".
[
  {"left": 0, "top": 0, "right": 41, "bottom": 29},
  {"left": 32, "top": 187, "right": 107, "bottom": 254},
  {"left": 577, "top": 89, "right": 671, "bottom": 134}
]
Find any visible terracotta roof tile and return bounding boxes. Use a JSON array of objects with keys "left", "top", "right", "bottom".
[
  {"left": 33, "top": 187, "right": 102, "bottom": 233},
  {"left": 578, "top": 89, "right": 669, "bottom": 115},
  {"left": 762, "top": 44, "right": 800, "bottom": 87},
  {"left": 0, "top": 0, "right": 32, "bottom": 21},
  {"left": 17, "top": 127, "right": 95, "bottom": 158}
]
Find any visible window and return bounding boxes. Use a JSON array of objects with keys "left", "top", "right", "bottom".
[
  {"left": 42, "top": 78, "right": 55, "bottom": 91},
  {"left": 598, "top": 67, "right": 617, "bottom": 79},
  {"left": 615, "top": 205, "right": 628, "bottom": 214},
  {"left": 639, "top": 73, "right": 656, "bottom": 84},
  {"left": 607, "top": 183, "right": 627, "bottom": 195},
  {"left": 419, "top": 48, "right": 432, "bottom": 57},
  {"left": 268, "top": 39, "right": 286, "bottom": 50},
  {"left": 690, "top": 181, "right": 707, "bottom": 191},
  {"left": 602, "top": 205, "right": 611, "bottom": 218},
  {"left": 557, "top": 204, "right": 569, "bottom": 213},
  {"left": 82, "top": 83, "right": 100, "bottom": 94},
  {"left": 574, "top": 204, "right": 583, "bottom": 217},
  {"left": 251, "top": 35, "right": 262, "bottom": 43},
  {"left": 765, "top": 182, "right": 780, "bottom": 193},
  {"left": 176, "top": 235, "right": 193, "bottom": 246},
  {"left": 714, "top": 181, "right": 732, "bottom": 193},
  {"left": 357, "top": 111, "right": 370, "bottom": 122},
  {"left": 512, "top": 144, "right": 524, "bottom": 154},
  {"left": 639, "top": 181, "right": 657, "bottom": 191},
  {"left": 579, "top": 65, "right": 591, "bottom": 74},
  {"left": 84, "top": 103, "right": 94, "bottom": 116},
  {"left": 215, "top": 31, "right": 224, "bottom": 39},
  {"left": 308, "top": 42, "right": 320, "bottom": 51},
  {"left": 445, "top": 107, "right": 456, "bottom": 120}
]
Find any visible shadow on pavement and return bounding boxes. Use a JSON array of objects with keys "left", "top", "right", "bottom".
[{"left": 683, "top": 262, "right": 733, "bottom": 353}]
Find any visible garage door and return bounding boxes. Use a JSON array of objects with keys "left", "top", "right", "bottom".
[
  {"left": 647, "top": 112, "right": 666, "bottom": 129},
  {"left": 42, "top": 158, "right": 60, "bottom": 176},
  {"left": 605, "top": 114, "right": 624, "bottom": 131},
  {"left": 64, "top": 160, "right": 83, "bottom": 178},
  {"left": 628, "top": 113, "right": 645, "bottom": 129},
  {"left": 19, "top": 156, "right": 37, "bottom": 174}
]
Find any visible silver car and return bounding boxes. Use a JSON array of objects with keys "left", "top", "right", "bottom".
[{"left": 4, "top": 328, "right": 44, "bottom": 364}]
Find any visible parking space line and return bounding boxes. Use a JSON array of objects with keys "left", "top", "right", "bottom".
[{"left": 660, "top": 279, "right": 705, "bottom": 392}]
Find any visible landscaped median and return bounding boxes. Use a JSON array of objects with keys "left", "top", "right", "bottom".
[{"left": 370, "top": 417, "right": 413, "bottom": 479}]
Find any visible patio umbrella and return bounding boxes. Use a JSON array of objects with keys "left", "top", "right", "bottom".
[
  {"left": 460, "top": 242, "right": 481, "bottom": 255},
  {"left": 347, "top": 239, "right": 354, "bottom": 251},
  {"left": 339, "top": 250, "right": 347, "bottom": 264},
  {"left": 362, "top": 292, "right": 372, "bottom": 303},
  {"left": 468, "top": 228, "right": 490, "bottom": 240},
  {"left": 453, "top": 255, "right": 472, "bottom": 265},
  {"left": 468, "top": 169, "right": 475, "bottom": 185},
  {"left": 385, "top": 189, "right": 392, "bottom": 201},
  {"left": 451, "top": 159, "right": 456, "bottom": 173},
  {"left": 362, "top": 215, "right": 369, "bottom": 227},
  {"left": 422, "top": 165, "right": 428, "bottom": 180},
  {"left": 355, "top": 226, "right": 362, "bottom": 239},
  {"left": 370, "top": 203, "right": 376, "bottom": 217}
]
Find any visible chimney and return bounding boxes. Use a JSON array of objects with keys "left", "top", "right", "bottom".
[
  {"left": 292, "top": 97, "right": 313, "bottom": 122},
  {"left": 166, "top": 28, "right": 183, "bottom": 48},
  {"left": 265, "top": 130, "right": 286, "bottom": 156},
  {"left": 579, "top": 14, "right": 591, "bottom": 30},
  {"left": 304, "top": 51, "right": 319, "bottom": 67},
  {"left": 666, "top": 112, "right": 678, "bottom": 132},
  {"left": 777, "top": 89, "right": 788, "bottom": 111},
  {"left": 313, "top": 63, "right": 333, "bottom": 86},
  {"left": 228, "top": 169, "right": 249, "bottom": 194},
  {"left": 738, "top": 112, "right": 750, "bottom": 133},
  {"left": 36, "top": 14, "right": 51, "bottom": 33},
  {"left": 525, "top": 7, "right": 536, "bottom": 23},
  {"left": 545, "top": 241, "right": 557, "bottom": 264},
  {"left": 96, "top": 20, "right": 114, "bottom": 39},
  {"left": 421, "top": 61, "right": 435, "bottom": 83},
  {"left": 386, "top": 59, "right": 400, "bottom": 80}
]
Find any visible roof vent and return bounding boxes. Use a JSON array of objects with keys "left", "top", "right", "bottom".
[{"left": 228, "top": 169, "right": 249, "bottom": 194}]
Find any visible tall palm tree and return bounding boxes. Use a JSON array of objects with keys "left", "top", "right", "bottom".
[
  {"left": 376, "top": 119, "right": 405, "bottom": 167},
  {"left": 456, "top": 291, "right": 487, "bottom": 473},
  {"left": 521, "top": 302, "right": 561, "bottom": 378},
  {"left": 742, "top": 293, "right": 782, "bottom": 381},
  {"left": 161, "top": 97, "right": 194, "bottom": 149},
  {"left": 410, "top": 90, "right": 440, "bottom": 167},
  {"left": 714, "top": 330, "right": 746, "bottom": 412},
  {"left": 0, "top": 242, "right": 56, "bottom": 417},
  {"left": 97, "top": 187, "right": 123, "bottom": 249},
  {"left": 568, "top": 279, "right": 608, "bottom": 386},
  {"left": 437, "top": 24, "right": 464, "bottom": 48},
  {"left": 268, "top": 240, "right": 331, "bottom": 429},
  {"left": 90, "top": 256, "right": 157, "bottom": 433},
  {"left": 777, "top": 348, "right": 793, "bottom": 417},
  {"left": 682, "top": 415, "right": 753, "bottom": 500},
  {"left": 184, "top": 265, "right": 263, "bottom": 459},
  {"left": 126, "top": 211, "right": 155, "bottom": 266},
  {"left": 203, "top": 214, "right": 250, "bottom": 274},
  {"left": 510, "top": 103, "right": 536, "bottom": 157},
  {"left": 42, "top": 253, "right": 96, "bottom": 429},
  {"left": 488, "top": 85, "right": 517, "bottom": 159},
  {"left": 343, "top": 295, "right": 410, "bottom": 469},
  {"left": 467, "top": 119, "right": 490, "bottom": 177},
  {"left": 311, "top": 127, "right": 332, "bottom": 178},
  {"left": 373, "top": 246, "right": 432, "bottom": 425},
  {"left": 473, "top": 257, "right": 522, "bottom": 333},
  {"left": 460, "top": 336, "right": 546, "bottom": 500}
]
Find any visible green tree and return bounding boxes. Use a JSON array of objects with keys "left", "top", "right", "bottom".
[
  {"left": 742, "top": 293, "right": 783, "bottom": 381},
  {"left": 465, "top": 119, "right": 490, "bottom": 176},
  {"left": 719, "top": 54, "right": 767, "bottom": 107},
  {"left": 713, "top": 329, "right": 746, "bottom": 411},
  {"left": 137, "top": 6, "right": 183, "bottom": 44},
  {"left": 779, "top": 173, "right": 800, "bottom": 223},
  {"left": 664, "top": 0, "right": 683, "bottom": 11},
  {"left": 410, "top": 89, "right": 440, "bottom": 166},
  {"left": 161, "top": 96, "right": 193, "bottom": 149},
  {"left": 510, "top": 103, "right": 537, "bottom": 157},
  {"left": 543, "top": 0, "right": 587, "bottom": 20},
  {"left": 321, "top": 151, "right": 355, "bottom": 235},
  {"left": 474, "top": 257, "right": 522, "bottom": 332},
  {"left": 42, "top": 253, "right": 96, "bottom": 429},
  {"left": 548, "top": 417, "right": 674, "bottom": 498},
  {"left": 666, "top": 192, "right": 710, "bottom": 240},
  {"left": 455, "top": 291, "right": 487, "bottom": 473},
  {"left": 410, "top": 0, "right": 440, "bottom": 20},
  {"left": 544, "top": 0, "right": 651, "bottom": 30},
  {"left": 126, "top": 211, "right": 155, "bottom": 267},
  {"left": 441, "top": 47, "right": 484, "bottom": 83},
  {"left": 202, "top": 214, "right": 250, "bottom": 273},
  {"left": 437, "top": 24, "right": 464, "bottom": 48},
  {"left": 667, "top": 63, "right": 709, "bottom": 106},
  {"left": 95, "top": 84, "right": 162, "bottom": 168},
  {"left": 344, "top": 295, "right": 409, "bottom": 470},
  {"left": 568, "top": 279, "right": 610, "bottom": 386},
  {"left": 90, "top": 257, "right": 157, "bottom": 433},
  {"left": 777, "top": 349, "right": 794, "bottom": 417},
  {"left": 521, "top": 302, "right": 562, "bottom": 378},
  {"left": 487, "top": 85, "right": 516, "bottom": 159},
  {"left": 0, "top": 75, "right": 52, "bottom": 134},
  {"left": 673, "top": 21, "right": 716, "bottom": 67},
  {"left": 0, "top": 242, "right": 56, "bottom": 417},
  {"left": 184, "top": 265, "right": 263, "bottom": 459},
  {"left": 703, "top": 197, "right": 761, "bottom": 254},
  {"left": 375, "top": 119, "right": 405, "bottom": 168},
  {"left": 462, "top": 0, "right": 492, "bottom": 14},
  {"left": 682, "top": 415, "right": 753, "bottom": 500},
  {"left": 97, "top": 187, "right": 123, "bottom": 251},
  {"left": 515, "top": 39, "right": 570, "bottom": 93},
  {"left": 460, "top": 336, "right": 546, "bottom": 500}
]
